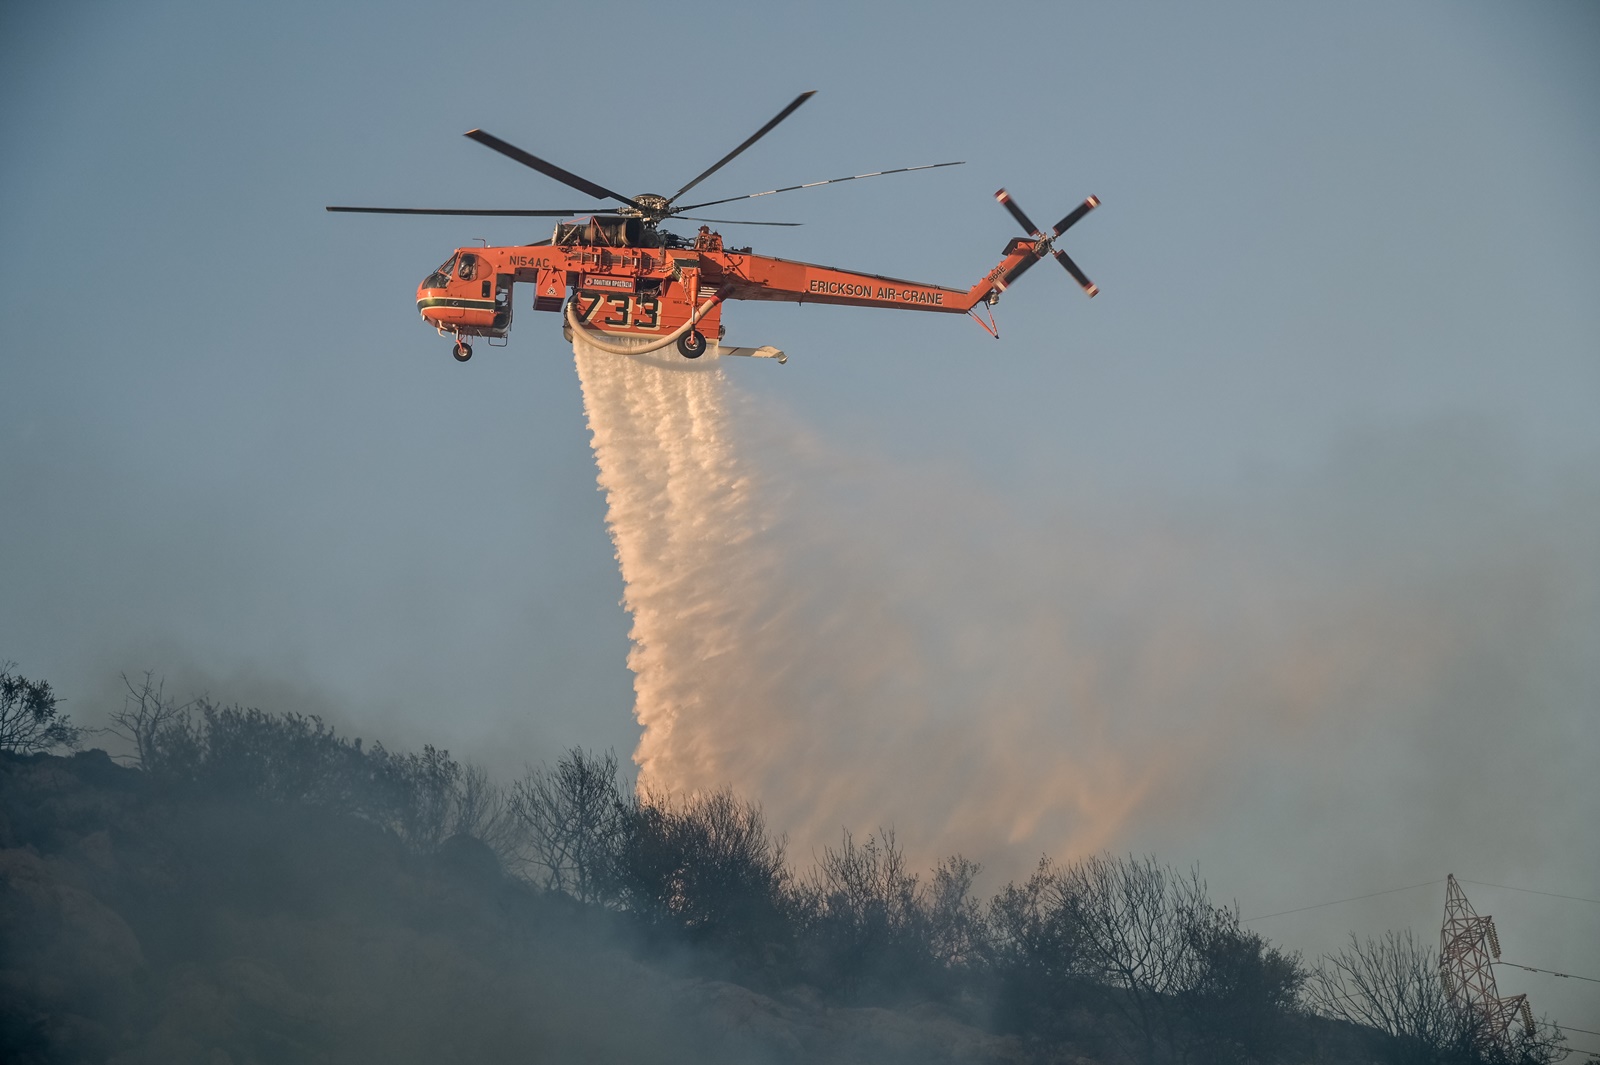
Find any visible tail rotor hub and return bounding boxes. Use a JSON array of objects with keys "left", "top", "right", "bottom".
[{"left": 993, "top": 188, "right": 1100, "bottom": 297}]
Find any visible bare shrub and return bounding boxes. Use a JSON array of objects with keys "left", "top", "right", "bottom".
[
  {"left": 986, "top": 853, "right": 1306, "bottom": 1063},
  {"left": 508, "top": 747, "right": 628, "bottom": 902},
  {"left": 1059, "top": 853, "right": 1210, "bottom": 1060},
  {"left": 926, "top": 854, "right": 986, "bottom": 970},
  {"left": 105, "top": 671, "right": 189, "bottom": 767},
  {"left": 803, "top": 828, "right": 932, "bottom": 996},
  {"left": 451, "top": 762, "right": 518, "bottom": 859}
]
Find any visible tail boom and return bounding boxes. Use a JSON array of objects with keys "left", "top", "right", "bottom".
[
  {"left": 716, "top": 253, "right": 975, "bottom": 313},
  {"left": 712, "top": 242, "right": 1051, "bottom": 315}
]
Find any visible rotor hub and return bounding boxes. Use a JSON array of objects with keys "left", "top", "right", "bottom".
[{"left": 628, "top": 193, "right": 670, "bottom": 223}]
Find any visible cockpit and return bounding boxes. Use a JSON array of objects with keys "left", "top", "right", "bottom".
[
  {"left": 416, "top": 249, "right": 510, "bottom": 345},
  {"left": 421, "top": 251, "right": 483, "bottom": 289}
]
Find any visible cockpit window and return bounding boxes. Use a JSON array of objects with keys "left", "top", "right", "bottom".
[
  {"left": 423, "top": 253, "right": 458, "bottom": 289},
  {"left": 457, "top": 253, "right": 478, "bottom": 281}
]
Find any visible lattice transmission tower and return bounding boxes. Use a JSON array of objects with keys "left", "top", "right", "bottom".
[{"left": 1439, "top": 874, "right": 1535, "bottom": 1049}]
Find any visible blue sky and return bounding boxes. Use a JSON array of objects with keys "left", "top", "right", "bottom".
[{"left": 3, "top": 0, "right": 1597, "bottom": 1039}]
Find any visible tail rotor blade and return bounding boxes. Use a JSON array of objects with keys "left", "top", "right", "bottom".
[
  {"left": 1051, "top": 194, "right": 1101, "bottom": 236},
  {"left": 1055, "top": 250, "right": 1098, "bottom": 297},
  {"left": 995, "top": 188, "right": 1043, "bottom": 236}
]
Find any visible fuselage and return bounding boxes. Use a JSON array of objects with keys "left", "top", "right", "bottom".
[{"left": 416, "top": 217, "right": 1029, "bottom": 346}]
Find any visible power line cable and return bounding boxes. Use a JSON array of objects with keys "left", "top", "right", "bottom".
[
  {"left": 1243, "top": 875, "right": 1600, "bottom": 923},
  {"left": 1460, "top": 879, "right": 1600, "bottom": 906},
  {"left": 1535, "top": 1039, "right": 1600, "bottom": 1056},
  {"left": 1496, "top": 961, "right": 1600, "bottom": 985},
  {"left": 1242, "top": 879, "right": 1443, "bottom": 922}
]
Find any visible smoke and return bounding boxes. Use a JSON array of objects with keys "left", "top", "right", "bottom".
[{"left": 573, "top": 339, "right": 1600, "bottom": 890}]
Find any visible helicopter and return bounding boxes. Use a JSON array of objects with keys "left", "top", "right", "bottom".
[{"left": 327, "top": 91, "right": 1099, "bottom": 364}]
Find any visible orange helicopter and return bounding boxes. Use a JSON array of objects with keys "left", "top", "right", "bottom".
[{"left": 328, "top": 91, "right": 1099, "bottom": 364}]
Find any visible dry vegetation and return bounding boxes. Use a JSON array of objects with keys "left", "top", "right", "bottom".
[{"left": 0, "top": 667, "right": 1574, "bottom": 1064}]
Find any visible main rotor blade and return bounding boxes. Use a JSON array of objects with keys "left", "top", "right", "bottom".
[
  {"left": 1051, "top": 195, "right": 1101, "bottom": 236},
  {"left": 674, "top": 161, "right": 964, "bottom": 213},
  {"left": 464, "top": 129, "right": 645, "bottom": 212},
  {"left": 995, "top": 188, "right": 1043, "bottom": 237},
  {"left": 675, "top": 216, "right": 803, "bottom": 227},
  {"left": 667, "top": 91, "right": 816, "bottom": 205},
  {"left": 1055, "top": 250, "right": 1098, "bottom": 296},
  {"left": 326, "top": 206, "right": 601, "bottom": 216}
]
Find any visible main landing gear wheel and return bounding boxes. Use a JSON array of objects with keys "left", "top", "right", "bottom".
[
  {"left": 677, "top": 329, "right": 707, "bottom": 359},
  {"left": 452, "top": 341, "right": 473, "bottom": 362}
]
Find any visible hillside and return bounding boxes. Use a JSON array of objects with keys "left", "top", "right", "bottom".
[
  {"left": 0, "top": 748, "right": 1040, "bottom": 1064},
  {"left": 0, "top": 693, "right": 1565, "bottom": 1065}
]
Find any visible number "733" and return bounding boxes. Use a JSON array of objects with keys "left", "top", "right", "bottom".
[{"left": 574, "top": 291, "right": 661, "bottom": 330}]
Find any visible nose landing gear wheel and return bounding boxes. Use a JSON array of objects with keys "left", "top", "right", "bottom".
[
  {"left": 452, "top": 341, "right": 473, "bottom": 362},
  {"left": 676, "top": 329, "right": 707, "bottom": 359}
]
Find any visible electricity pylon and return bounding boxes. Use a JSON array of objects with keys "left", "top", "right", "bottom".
[{"left": 1439, "top": 874, "right": 1535, "bottom": 1049}]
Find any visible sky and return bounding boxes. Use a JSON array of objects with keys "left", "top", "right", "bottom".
[{"left": 3, "top": 0, "right": 1597, "bottom": 1042}]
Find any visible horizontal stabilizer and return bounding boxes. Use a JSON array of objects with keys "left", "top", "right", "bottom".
[{"left": 718, "top": 344, "right": 788, "bottom": 364}]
